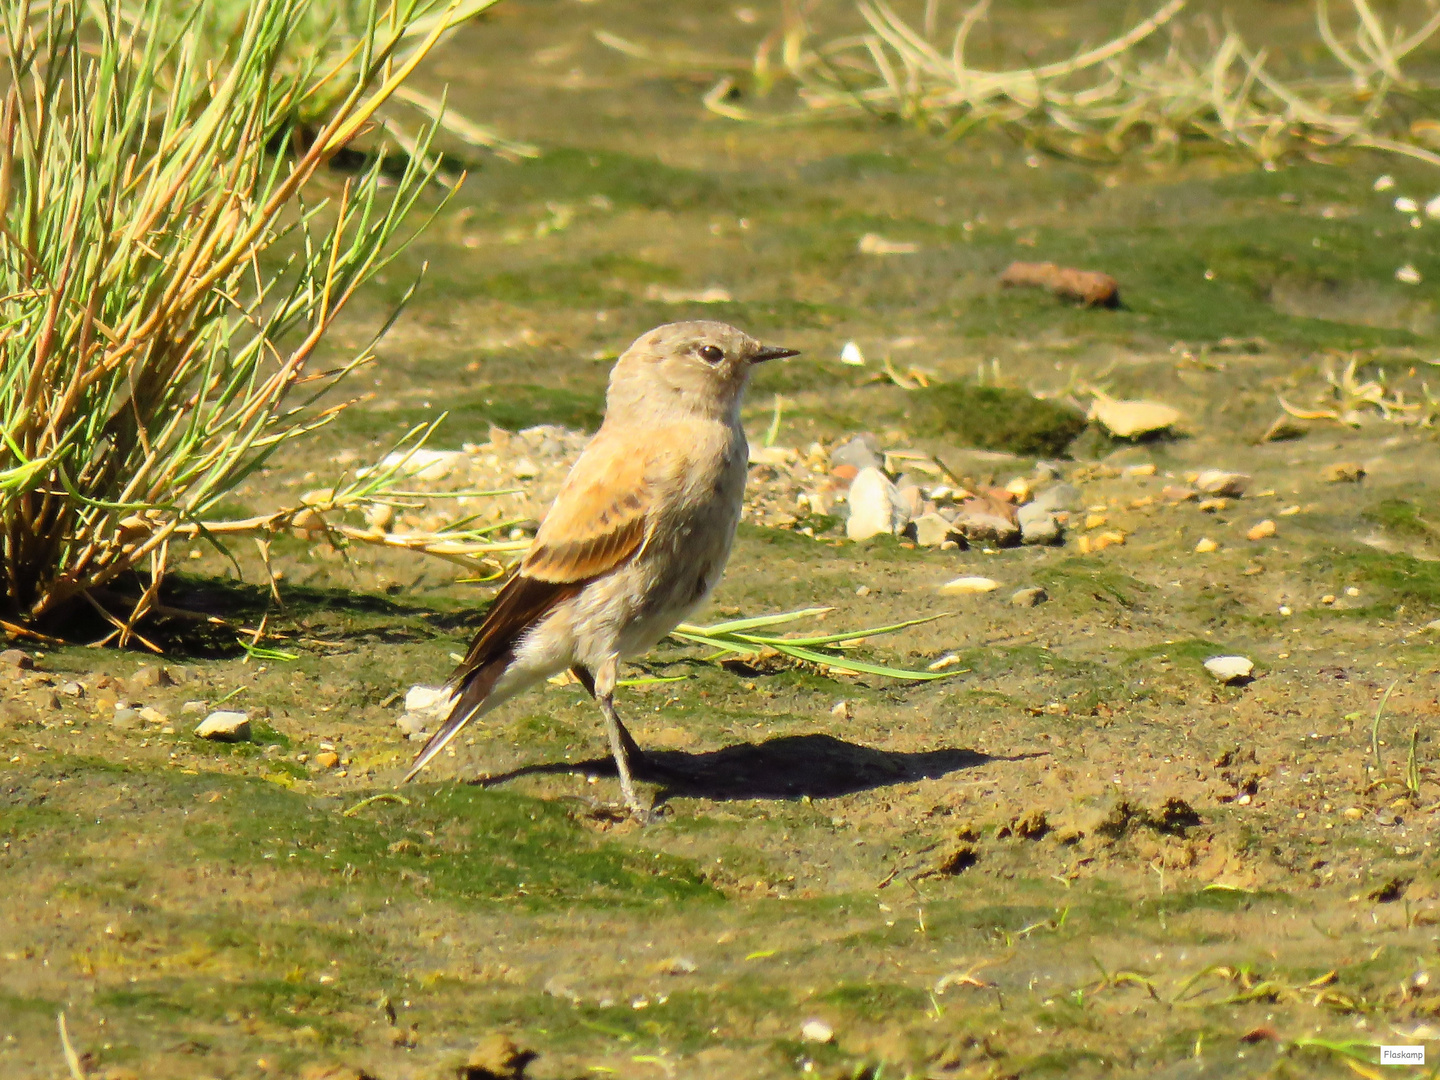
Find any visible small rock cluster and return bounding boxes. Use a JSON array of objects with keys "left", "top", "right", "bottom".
[
  {"left": 821, "top": 433, "right": 1071, "bottom": 549},
  {"left": 351, "top": 425, "right": 1355, "bottom": 573},
  {"left": 0, "top": 653, "right": 353, "bottom": 777},
  {"left": 394, "top": 685, "right": 455, "bottom": 742}
]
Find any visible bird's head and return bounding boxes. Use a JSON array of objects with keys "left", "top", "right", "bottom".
[{"left": 605, "top": 320, "right": 798, "bottom": 423}]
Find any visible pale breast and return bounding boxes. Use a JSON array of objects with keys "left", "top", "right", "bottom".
[{"left": 618, "top": 422, "right": 748, "bottom": 653}]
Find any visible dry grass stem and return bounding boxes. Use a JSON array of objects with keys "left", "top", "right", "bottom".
[{"left": 609, "top": 0, "right": 1440, "bottom": 172}]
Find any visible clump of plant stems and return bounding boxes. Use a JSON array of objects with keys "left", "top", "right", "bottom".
[
  {"left": 130, "top": 0, "right": 537, "bottom": 162},
  {"left": 604, "top": 0, "right": 1440, "bottom": 171},
  {"left": 0, "top": 0, "right": 514, "bottom": 645}
]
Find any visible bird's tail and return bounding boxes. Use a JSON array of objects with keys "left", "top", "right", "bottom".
[{"left": 400, "top": 650, "right": 513, "bottom": 784}]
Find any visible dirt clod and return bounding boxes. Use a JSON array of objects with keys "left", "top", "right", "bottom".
[
  {"left": 1368, "top": 877, "right": 1412, "bottom": 903},
  {"left": 460, "top": 1033, "right": 537, "bottom": 1079},
  {"left": 300, "top": 1066, "right": 381, "bottom": 1080},
  {"left": 1322, "top": 461, "right": 1367, "bottom": 482},
  {"left": 1000, "top": 260, "right": 1120, "bottom": 307},
  {"left": 0, "top": 648, "right": 33, "bottom": 670}
]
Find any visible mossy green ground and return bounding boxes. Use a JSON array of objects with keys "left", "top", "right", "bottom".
[{"left": 5, "top": 1, "right": 1440, "bottom": 1077}]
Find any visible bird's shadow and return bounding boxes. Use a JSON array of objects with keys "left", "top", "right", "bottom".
[{"left": 473, "top": 732, "right": 1020, "bottom": 803}]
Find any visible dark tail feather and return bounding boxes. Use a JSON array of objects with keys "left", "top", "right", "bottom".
[{"left": 400, "top": 651, "right": 513, "bottom": 784}]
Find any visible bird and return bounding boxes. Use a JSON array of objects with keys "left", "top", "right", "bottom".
[{"left": 401, "top": 320, "right": 798, "bottom": 817}]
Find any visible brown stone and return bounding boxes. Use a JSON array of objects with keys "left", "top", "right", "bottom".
[
  {"left": 460, "top": 1033, "right": 536, "bottom": 1080},
  {"left": 0, "top": 649, "right": 33, "bottom": 670},
  {"left": 1000, "top": 260, "right": 1120, "bottom": 307}
]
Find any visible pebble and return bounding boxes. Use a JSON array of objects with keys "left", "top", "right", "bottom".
[
  {"left": 1079, "top": 530, "right": 1125, "bottom": 553},
  {"left": 1195, "top": 469, "right": 1250, "bottom": 497},
  {"left": 1247, "top": 519, "right": 1277, "bottom": 541},
  {"left": 314, "top": 751, "right": 340, "bottom": 769},
  {"left": 940, "top": 576, "right": 1000, "bottom": 595},
  {"left": 138, "top": 707, "right": 167, "bottom": 725},
  {"left": 1196, "top": 497, "right": 1227, "bottom": 513},
  {"left": 830, "top": 701, "right": 851, "bottom": 720},
  {"left": 1162, "top": 485, "right": 1197, "bottom": 502},
  {"left": 839, "top": 341, "right": 866, "bottom": 366},
  {"left": 912, "top": 512, "right": 958, "bottom": 548},
  {"left": 1089, "top": 396, "right": 1181, "bottom": 439},
  {"left": 1321, "top": 461, "right": 1365, "bottom": 483},
  {"left": 0, "top": 649, "right": 33, "bottom": 670},
  {"left": 111, "top": 707, "right": 141, "bottom": 731},
  {"left": 829, "top": 434, "right": 883, "bottom": 473},
  {"left": 845, "top": 467, "right": 910, "bottom": 540},
  {"left": 56, "top": 681, "right": 83, "bottom": 697},
  {"left": 396, "top": 712, "right": 433, "bottom": 738},
  {"left": 1010, "top": 586, "right": 1048, "bottom": 607},
  {"left": 127, "top": 665, "right": 174, "bottom": 693},
  {"left": 377, "top": 448, "right": 467, "bottom": 482},
  {"left": 1029, "top": 483, "right": 1080, "bottom": 513},
  {"left": 179, "top": 700, "right": 207, "bottom": 715},
  {"left": 195, "top": 710, "right": 251, "bottom": 742},
  {"left": 1017, "top": 502, "right": 1061, "bottom": 545},
  {"left": 1204, "top": 656, "right": 1254, "bottom": 684},
  {"left": 1194, "top": 537, "right": 1219, "bottom": 553},
  {"left": 463, "top": 1033, "right": 535, "bottom": 1080},
  {"left": 897, "top": 483, "right": 926, "bottom": 520},
  {"left": 1342, "top": 807, "right": 1365, "bottom": 821},
  {"left": 405, "top": 685, "right": 452, "bottom": 712},
  {"left": 748, "top": 444, "right": 796, "bottom": 467},
  {"left": 950, "top": 496, "right": 1019, "bottom": 545},
  {"left": 800, "top": 1018, "right": 835, "bottom": 1044}
]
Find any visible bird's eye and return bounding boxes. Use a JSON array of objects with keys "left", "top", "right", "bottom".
[{"left": 697, "top": 344, "right": 724, "bottom": 364}]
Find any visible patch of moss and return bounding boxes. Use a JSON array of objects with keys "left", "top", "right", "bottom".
[
  {"left": 1033, "top": 559, "right": 1148, "bottom": 611},
  {"left": 1362, "top": 497, "right": 1439, "bottom": 544},
  {"left": 1124, "top": 638, "right": 1235, "bottom": 674},
  {"left": 1321, "top": 547, "right": 1440, "bottom": 611},
  {"left": 183, "top": 774, "right": 719, "bottom": 909},
  {"left": 908, "top": 383, "right": 1087, "bottom": 457},
  {"left": 820, "top": 982, "right": 930, "bottom": 1019},
  {"left": 337, "top": 383, "right": 606, "bottom": 441}
]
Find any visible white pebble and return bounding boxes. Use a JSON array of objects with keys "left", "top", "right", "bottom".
[
  {"left": 840, "top": 341, "right": 866, "bottom": 366},
  {"left": 800, "top": 1018, "right": 834, "bottom": 1044},
  {"left": 1204, "top": 656, "right": 1254, "bottom": 684},
  {"left": 845, "top": 468, "right": 910, "bottom": 540},
  {"left": 1397, "top": 264, "right": 1422, "bottom": 285},
  {"left": 1395, "top": 196, "right": 1420, "bottom": 214},
  {"left": 194, "top": 710, "right": 251, "bottom": 742},
  {"left": 939, "top": 576, "right": 1000, "bottom": 595}
]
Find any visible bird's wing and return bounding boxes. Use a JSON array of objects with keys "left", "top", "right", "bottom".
[{"left": 402, "top": 433, "right": 664, "bottom": 783}]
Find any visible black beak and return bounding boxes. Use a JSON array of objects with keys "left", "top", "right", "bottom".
[{"left": 750, "top": 344, "right": 800, "bottom": 364}]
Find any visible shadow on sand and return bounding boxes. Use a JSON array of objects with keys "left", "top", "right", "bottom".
[{"left": 473, "top": 732, "right": 1011, "bottom": 803}]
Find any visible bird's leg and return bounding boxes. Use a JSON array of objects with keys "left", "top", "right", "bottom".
[
  {"left": 571, "top": 664, "right": 646, "bottom": 766},
  {"left": 592, "top": 658, "right": 650, "bottom": 819}
]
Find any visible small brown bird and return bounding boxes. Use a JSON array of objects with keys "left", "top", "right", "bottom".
[{"left": 402, "top": 321, "right": 797, "bottom": 816}]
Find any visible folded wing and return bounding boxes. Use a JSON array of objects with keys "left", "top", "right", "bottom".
[{"left": 401, "top": 432, "right": 662, "bottom": 782}]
